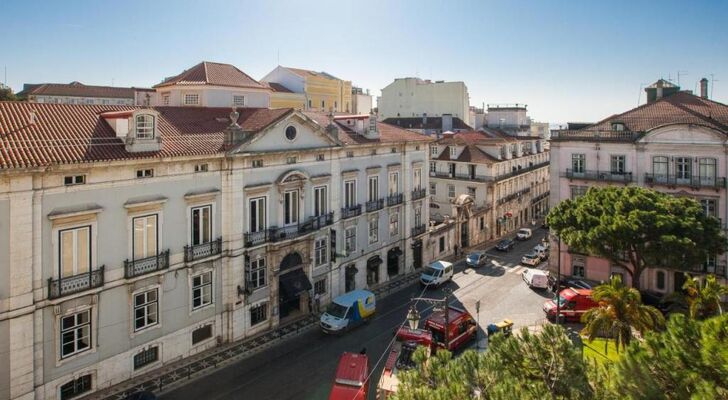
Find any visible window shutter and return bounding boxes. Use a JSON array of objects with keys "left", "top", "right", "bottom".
[
  {"left": 330, "top": 229, "right": 337, "bottom": 262},
  {"left": 244, "top": 255, "right": 252, "bottom": 293}
]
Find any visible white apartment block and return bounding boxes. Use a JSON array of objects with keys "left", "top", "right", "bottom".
[
  {"left": 549, "top": 80, "right": 728, "bottom": 293},
  {"left": 18, "top": 82, "right": 155, "bottom": 106},
  {"left": 379, "top": 78, "right": 471, "bottom": 126},
  {"left": 0, "top": 99, "right": 432, "bottom": 400}
]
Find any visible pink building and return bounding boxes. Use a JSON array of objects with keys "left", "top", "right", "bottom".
[{"left": 549, "top": 79, "right": 728, "bottom": 294}]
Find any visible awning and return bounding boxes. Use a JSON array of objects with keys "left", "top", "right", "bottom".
[
  {"left": 279, "top": 268, "right": 312, "bottom": 298},
  {"left": 367, "top": 256, "right": 383, "bottom": 268}
]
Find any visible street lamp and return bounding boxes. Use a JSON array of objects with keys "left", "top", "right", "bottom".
[{"left": 406, "top": 306, "right": 421, "bottom": 330}]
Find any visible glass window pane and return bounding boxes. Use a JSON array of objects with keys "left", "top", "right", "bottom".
[
  {"left": 61, "top": 231, "right": 75, "bottom": 277},
  {"left": 146, "top": 216, "right": 157, "bottom": 256},
  {"left": 202, "top": 207, "right": 211, "bottom": 243},
  {"left": 76, "top": 228, "right": 89, "bottom": 273}
]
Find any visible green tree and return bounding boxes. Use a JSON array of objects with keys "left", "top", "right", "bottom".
[
  {"left": 581, "top": 275, "right": 664, "bottom": 351},
  {"left": 0, "top": 86, "right": 17, "bottom": 101},
  {"left": 679, "top": 273, "right": 728, "bottom": 319},
  {"left": 546, "top": 186, "right": 726, "bottom": 289},
  {"left": 609, "top": 314, "right": 728, "bottom": 400}
]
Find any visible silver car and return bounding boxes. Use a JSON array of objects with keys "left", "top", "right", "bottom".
[{"left": 466, "top": 252, "right": 488, "bottom": 267}]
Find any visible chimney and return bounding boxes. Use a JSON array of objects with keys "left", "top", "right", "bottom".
[
  {"left": 442, "top": 114, "right": 453, "bottom": 132},
  {"left": 29, "top": 110, "right": 37, "bottom": 125},
  {"left": 700, "top": 78, "right": 709, "bottom": 99},
  {"left": 326, "top": 112, "right": 339, "bottom": 139},
  {"left": 224, "top": 108, "right": 246, "bottom": 146},
  {"left": 365, "top": 112, "right": 379, "bottom": 139}
]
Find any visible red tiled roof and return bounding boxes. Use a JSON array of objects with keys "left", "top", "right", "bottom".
[
  {"left": 19, "top": 81, "right": 140, "bottom": 99},
  {"left": 155, "top": 62, "right": 268, "bottom": 90},
  {"left": 266, "top": 82, "right": 295, "bottom": 93},
  {"left": 586, "top": 91, "right": 728, "bottom": 133},
  {"left": 303, "top": 112, "right": 433, "bottom": 145},
  {"left": 435, "top": 145, "right": 499, "bottom": 164},
  {"left": 0, "top": 102, "right": 290, "bottom": 169}
]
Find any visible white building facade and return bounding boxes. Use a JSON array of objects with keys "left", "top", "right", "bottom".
[{"left": 379, "top": 78, "right": 471, "bottom": 126}]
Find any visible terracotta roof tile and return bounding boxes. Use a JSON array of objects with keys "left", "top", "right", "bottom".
[
  {"left": 18, "top": 82, "right": 140, "bottom": 99},
  {"left": 303, "top": 111, "right": 433, "bottom": 145},
  {"left": 435, "top": 145, "right": 499, "bottom": 164},
  {"left": 155, "top": 62, "right": 267, "bottom": 90},
  {"left": 265, "top": 82, "right": 295, "bottom": 93}
]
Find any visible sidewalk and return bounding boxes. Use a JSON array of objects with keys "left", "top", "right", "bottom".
[{"left": 82, "top": 270, "right": 424, "bottom": 400}]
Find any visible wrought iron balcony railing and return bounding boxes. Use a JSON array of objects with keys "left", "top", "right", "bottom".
[
  {"left": 495, "top": 161, "right": 550, "bottom": 182},
  {"left": 411, "top": 188, "right": 427, "bottom": 201},
  {"left": 244, "top": 212, "right": 335, "bottom": 247},
  {"left": 497, "top": 187, "right": 532, "bottom": 205},
  {"left": 531, "top": 191, "right": 550, "bottom": 204},
  {"left": 125, "top": 250, "right": 170, "bottom": 279},
  {"left": 341, "top": 204, "right": 363, "bottom": 219},
  {"left": 48, "top": 266, "right": 105, "bottom": 300},
  {"left": 692, "top": 263, "right": 726, "bottom": 277},
  {"left": 184, "top": 238, "right": 222, "bottom": 263},
  {"left": 366, "top": 198, "right": 385, "bottom": 212},
  {"left": 411, "top": 224, "right": 427, "bottom": 237},
  {"left": 551, "top": 130, "right": 641, "bottom": 142},
  {"left": 386, "top": 193, "right": 403, "bottom": 206},
  {"left": 564, "top": 169, "right": 633, "bottom": 183},
  {"left": 645, "top": 173, "right": 726, "bottom": 190}
]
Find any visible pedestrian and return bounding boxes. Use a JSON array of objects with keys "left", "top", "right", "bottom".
[
  {"left": 313, "top": 292, "right": 321, "bottom": 315},
  {"left": 454, "top": 244, "right": 459, "bottom": 257}
]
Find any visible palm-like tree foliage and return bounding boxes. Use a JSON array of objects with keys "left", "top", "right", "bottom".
[
  {"left": 581, "top": 275, "right": 665, "bottom": 351},
  {"left": 681, "top": 274, "right": 728, "bottom": 319}
]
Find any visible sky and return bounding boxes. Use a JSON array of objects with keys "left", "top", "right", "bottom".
[{"left": 2, "top": 0, "right": 728, "bottom": 123}]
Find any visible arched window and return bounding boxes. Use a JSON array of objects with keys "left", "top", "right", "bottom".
[{"left": 136, "top": 114, "right": 155, "bottom": 139}]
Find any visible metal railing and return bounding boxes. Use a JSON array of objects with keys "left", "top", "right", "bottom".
[
  {"left": 495, "top": 161, "right": 550, "bottom": 182},
  {"left": 497, "top": 187, "right": 531, "bottom": 205},
  {"left": 387, "top": 193, "right": 403, "bottom": 206},
  {"left": 531, "top": 191, "right": 550, "bottom": 204},
  {"left": 551, "top": 130, "right": 641, "bottom": 142},
  {"left": 48, "top": 266, "right": 105, "bottom": 299},
  {"left": 244, "top": 212, "right": 334, "bottom": 247},
  {"left": 365, "top": 198, "right": 385, "bottom": 212},
  {"left": 184, "top": 238, "right": 222, "bottom": 263},
  {"left": 411, "top": 188, "right": 427, "bottom": 200},
  {"left": 692, "top": 263, "right": 726, "bottom": 277},
  {"left": 341, "top": 204, "right": 362, "bottom": 219},
  {"left": 125, "top": 250, "right": 170, "bottom": 279},
  {"left": 411, "top": 224, "right": 427, "bottom": 237},
  {"left": 429, "top": 170, "right": 490, "bottom": 182},
  {"left": 565, "top": 169, "right": 633, "bottom": 183},
  {"left": 645, "top": 173, "right": 726, "bottom": 190}
]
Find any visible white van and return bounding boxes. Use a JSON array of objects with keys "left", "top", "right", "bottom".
[
  {"left": 522, "top": 269, "right": 549, "bottom": 289},
  {"left": 420, "top": 261, "right": 454, "bottom": 287}
]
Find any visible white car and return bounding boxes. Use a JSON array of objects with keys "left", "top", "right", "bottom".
[
  {"left": 521, "top": 252, "right": 541, "bottom": 267},
  {"left": 523, "top": 269, "right": 549, "bottom": 289},
  {"left": 420, "top": 261, "right": 454, "bottom": 287},
  {"left": 516, "top": 228, "right": 533, "bottom": 240}
]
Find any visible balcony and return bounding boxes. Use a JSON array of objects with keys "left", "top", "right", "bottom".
[
  {"left": 125, "top": 250, "right": 170, "bottom": 279},
  {"left": 692, "top": 263, "right": 726, "bottom": 277},
  {"left": 244, "top": 212, "right": 335, "bottom": 247},
  {"left": 495, "top": 161, "right": 550, "bottom": 182},
  {"left": 565, "top": 169, "right": 633, "bottom": 184},
  {"left": 645, "top": 174, "right": 726, "bottom": 191},
  {"left": 497, "top": 187, "right": 531, "bottom": 205},
  {"left": 386, "top": 193, "right": 403, "bottom": 207},
  {"left": 411, "top": 224, "right": 427, "bottom": 237},
  {"left": 341, "top": 204, "right": 363, "bottom": 220},
  {"left": 551, "top": 130, "right": 642, "bottom": 142},
  {"left": 366, "top": 198, "right": 385, "bottom": 212},
  {"left": 48, "top": 266, "right": 105, "bottom": 300},
  {"left": 429, "top": 170, "right": 490, "bottom": 182},
  {"left": 531, "top": 191, "right": 550, "bottom": 204},
  {"left": 184, "top": 238, "right": 222, "bottom": 263},
  {"left": 411, "top": 188, "right": 427, "bottom": 201}
]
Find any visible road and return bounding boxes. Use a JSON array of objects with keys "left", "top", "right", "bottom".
[{"left": 161, "top": 228, "right": 551, "bottom": 400}]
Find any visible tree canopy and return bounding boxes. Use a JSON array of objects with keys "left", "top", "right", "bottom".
[
  {"left": 546, "top": 186, "right": 726, "bottom": 289},
  {"left": 0, "top": 86, "right": 17, "bottom": 101}
]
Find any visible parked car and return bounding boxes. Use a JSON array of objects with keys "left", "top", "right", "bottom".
[
  {"left": 641, "top": 290, "right": 688, "bottom": 316},
  {"left": 495, "top": 239, "right": 515, "bottom": 251},
  {"left": 521, "top": 252, "right": 542, "bottom": 267},
  {"left": 533, "top": 244, "right": 549, "bottom": 259},
  {"left": 516, "top": 228, "right": 533, "bottom": 240},
  {"left": 543, "top": 288, "right": 598, "bottom": 322},
  {"left": 320, "top": 290, "right": 376, "bottom": 334},
  {"left": 420, "top": 260, "right": 454, "bottom": 287},
  {"left": 466, "top": 251, "right": 488, "bottom": 267},
  {"left": 547, "top": 277, "right": 593, "bottom": 292},
  {"left": 523, "top": 268, "right": 549, "bottom": 289}
]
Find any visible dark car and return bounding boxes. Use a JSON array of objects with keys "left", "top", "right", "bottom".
[
  {"left": 495, "top": 239, "right": 515, "bottom": 251},
  {"left": 641, "top": 290, "right": 688, "bottom": 316}
]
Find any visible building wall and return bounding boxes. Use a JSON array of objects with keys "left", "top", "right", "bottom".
[
  {"left": 352, "top": 94, "right": 372, "bottom": 115},
  {"left": 0, "top": 319, "right": 9, "bottom": 400},
  {"left": 0, "top": 198, "right": 9, "bottom": 301},
  {"left": 261, "top": 67, "right": 306, "bottom": 94},
  {"left": 270, "top": 92, "right": 306, "bottom": 109},
  {"left": 304, "top": 75, "right": 352, "bottom": 113},
  {"left": 155, "top": 86, "right": 271, "bottom": 108},
  {"left": 29, "top": 95, "right": 134, "bottom": 106},
  {"left": 379, "top": 78, "right": 470, "bottom": 125}
]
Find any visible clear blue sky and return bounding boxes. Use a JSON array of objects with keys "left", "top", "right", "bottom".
[{"left": 2, "top": 0, "right": 727, "bottom": 122}]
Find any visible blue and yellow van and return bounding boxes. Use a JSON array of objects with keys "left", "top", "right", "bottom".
[{"left": 320, "top": 290, "right": 376, "bottom": 334}]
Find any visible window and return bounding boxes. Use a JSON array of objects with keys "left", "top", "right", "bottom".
[
  {"left": 388, "top": 172, "right": 399, "bottom": 195},
  {"left": 391, "top": 147, "right": 397, "bottom": 153},
  {"left": 414, "top": 207, "right": 422, "bottom": 227},
  {"left": 368, "top": 176, "right": 379, "bottom": 201},
  {"left": 284, "top": 190, "right": 299, "bottom": 225},
  {"left": 133, "top": 346, "right": 159, "bottom": 370},
  {"left": 233, "top": 95, "right": 245, "bottom": 107},
  {"left": 308, "top": 99, "right": 312, "bottom": 109},
  {"left": 136, "top": 114, "right": 154, "bottom": 139},
  {"left": 191, "top": 271, "right": 212, "bottom": 310},
  {"left": 389, "top": 211, "right": 399, "bottom": 236},
  {"left": 60, "top": 374, "right": 92, "bottom": 400},
  {"left": 194, "top": 163, "right": 208, "bottom": 173},
  {"left": 248, "top": 257, "right": 266, "bottom": 290},
  {"left": 184, "top": 93, "right": 199, "bottom": 105},
  {"left": 60, "top": 310, "right": 91, "bottom": 359},
  {"left": 430, "top": 183, "right": 436, "bottom": 195},
  {"left": 345, "top": 226, "right": 356, "bottom": 253},
  {"left": 59, "top": 226, "right": 91, "bottom": 278},
  {"left": 430, "top": 162, "right": 436, "bottom": 173},
  {"left": 439, "top": 237, "right": 445, "bottom": 253},
  {"left": 346, "top": 151, "right": 354, "bottom": 158},
  {"left": 316, "top": 154, "right": 325, "bottom": 161},
  {"left": 136, "top": 169, "right": 154, "bottom": 178},
  {"left": 611, "top": 122, "right": 625, "bottom": 131},
  {"left": 450, "top": 147, "right": 457, "bottom": 158},
  {"left": 252, "top": 159, "right": 263, "bottom": 168},
  {"left": 699, "top": 158, "right": 716, "bottom": 183},
  {"left": 700, "top": 198, "right": 717, "bottom": 217},
  {"left": 191, "top": 324, "right": 212, "bottom": 344},
  {"left": 448, "top": 184, "right": 455, "bottom": 198},
  {"left": 133, "top": 288, "right": 158, "bottom": 332},
  {"left": 571, "top": 154, "right": 585, "bottom": 173},
  {"left": 64, "top": 175, "right": 86, "bottom": 185},
  {"left": 467, "top": 187, "right": 476, "bottom": 197},
  {"left": 344, "top": 180, "right": 356, "bottom": 208},
  {"left": 652, "top": 156, "right": 668, "bottom": 177},
  {"left": 570, "top": 185, "right": 588, "bottom": 199},
  {"left": 479, "top": 217, "right": 485, "bottom": 231},
  {"left": 573, "top": 265, "right": 585, "bottom": 278},
  {"left": 656, "top": 270, "right": 666, "bottom": 291},
  {"left": 413, "top": 168, "right": 422, "bottom": 190},
  {"left": 430, "top": 146, "right": 438, "bottom": 156},
  {"left": 334, "top": 101, "right": 338, "bottom": 110},
  {"left": 286, "top": 156, "right": 297, "bottom": 164},
  {"left": 249, "top": 197, "right": 266, "bottom": 233},
  {"left": 415, "top": 145, "right": 420, "bottom": 151},
  {"left": 314, "top": 278, "right": 327, "bottom": 296},
  {"left": 321, "top": 100, "right": 325, "bottom": 109},
  {"left": 314, "top": 186, "right": 327, "bottom": 216},
  {"left": 132, "top": 215, "right": 158, "bottom": 259},
  {"left": 676, "top": 157, "right": 691, "bottom": 180},
  {"left": 250, "top": 302, "right": 268, "bottom": 326},
  {"left": 448, "top": 163, "right": 455, "bottom": 177},
  {"left": 162, "top": 93, "right": 170, "bottom": 106},
  {"left": 315, "top": 238, "right": 328, "bottom": 266},
  {"left": 610, "top": 155, "right": 626, "bottom": 174},
  {"left": 369, "top": 214, "right": 378, "bottom": 243},
  {"left": 191, "top": 205, "right": 212, "bottom": 246},
  {"left": 285, "top": 126, "right": 297, "bottom": 141}
]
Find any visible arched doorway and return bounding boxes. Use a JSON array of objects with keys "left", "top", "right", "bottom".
[
  {"left": 278, "top": 252, "right": 311, "bottom": 319},
  {"left": 345, "top": 264, "right": 357, "bottom": 292},
  {"left": 387, "top": 247, "right": 402, "bottom": 277},
  {"left": 367, "top": 256, "right": 382, "bottom": 286}
]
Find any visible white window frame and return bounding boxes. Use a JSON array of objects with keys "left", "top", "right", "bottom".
[
  {"left": 413, "top": 168, "right": 422, "bottom": 190},
  {"left": 345, "top": 226, "right": 357, "bottom": 253},
  {"left": 161, "top": 93, "right": 170, "bottom": 106},
  {"left": 133, "top": 287, "right": 159, "bottom": 332},
  {"left": 284, "top": 190, "right": 300, "bottom": 226},
  {"left": 388, "top": 172, "right": 399, "bottom": 195},
  {"left": 233, "top": 95, "right": 245, "bottom": 107},
  {"left": 249, "top": 197, "right": 267, "bottom": 233},
  {"left": 369, "top": 214, "right": 379, "bottom": 244},
  {"left": 58, "top": 225, "right": 92, "bottom": 278},
  {"left": 135, "top": 114, "right": 155, "bottom": 139},
  {"left": 248, "top": 257, "right": 266, "bottom": 290},
  {"left": 190, "top": 205, "right": 212, "bottom": 246},
  {"left": 314, "top": 186, "right": 328, "bottom": 217},
  {"left": 184, "top": 93, "right": 200, "bottom": 106},
  {"left": 414, "top": 207, "right": 422, "bottom": 227},
  {"left": 448, "top": 184, "right": 455, "bottom": 198},
  {"left": 450, "top": 147, "right": 457, "bottom": 158},
  {"left": 430, "top": 146, "right": 438, "bottom": 156},
  {"left": 610, "top": 155, "right": 626, "bottom": 174},
  {"left": 344, "top": 180, "right": 357, "bottom": 208},
  {"left": 429, "top": 162, "right": 436, "bottom": 173},
  {"left": 389, "top": 211, "right": 399, "bottom": 237},
  {"left": 571, "top": 153, "right": 585, "bottom": 173},
  {"left": 676, "top": 156, "right": 692, "bottom": 180},
  {"left": 191, "top": 271, "right": 213, "bottom": 311},
  {"left": 368, "top": 176, "right": 379, "bottom": 202},
  {"left": 314, "top": 237, "right": 328, "bottom": 266},
  {"left": 132, "top": 214, "right": 158, "bottom": 260}
]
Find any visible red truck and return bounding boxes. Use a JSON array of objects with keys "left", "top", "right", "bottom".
[
  {"left": 543, "top": 288, "right": 598, "bottom": 322},
  {"left": 329, "top": 352, "right": 369, "bottom": 400}
]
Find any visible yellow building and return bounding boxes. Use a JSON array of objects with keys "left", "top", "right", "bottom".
[
  {"left": 262, "top": 66, "right": 352, "bottom": 112},
  {"left": 266, "top": 82, "right": 306, "bottom": 109}
]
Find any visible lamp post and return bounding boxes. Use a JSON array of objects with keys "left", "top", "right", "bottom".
[
  {"left": 406, "top": 306, "right": 421, "bottom": 330},
  {"left": 412, "top": 288, "right": 452, "bottom": 349}
]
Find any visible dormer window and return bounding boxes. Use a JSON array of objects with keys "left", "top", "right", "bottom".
[
  {"left": 136, "top": 114, "right": 155, "bottom": 139},
  {"left": 430, "top": 146, "right": 438, "bottom": 156},
  {"left": 611, "top": 122, "right": 625, "bottom": 131},
  {"left": 450, "top": 147, "right": 457, "bottom": 158}
]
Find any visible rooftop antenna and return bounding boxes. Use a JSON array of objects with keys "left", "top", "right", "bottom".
[
  {"left": 677, "top": 70, "right": 688, "bottom": 87},
  {"left": 710, "top": 74, "right": 719, "bottom": 99}
]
